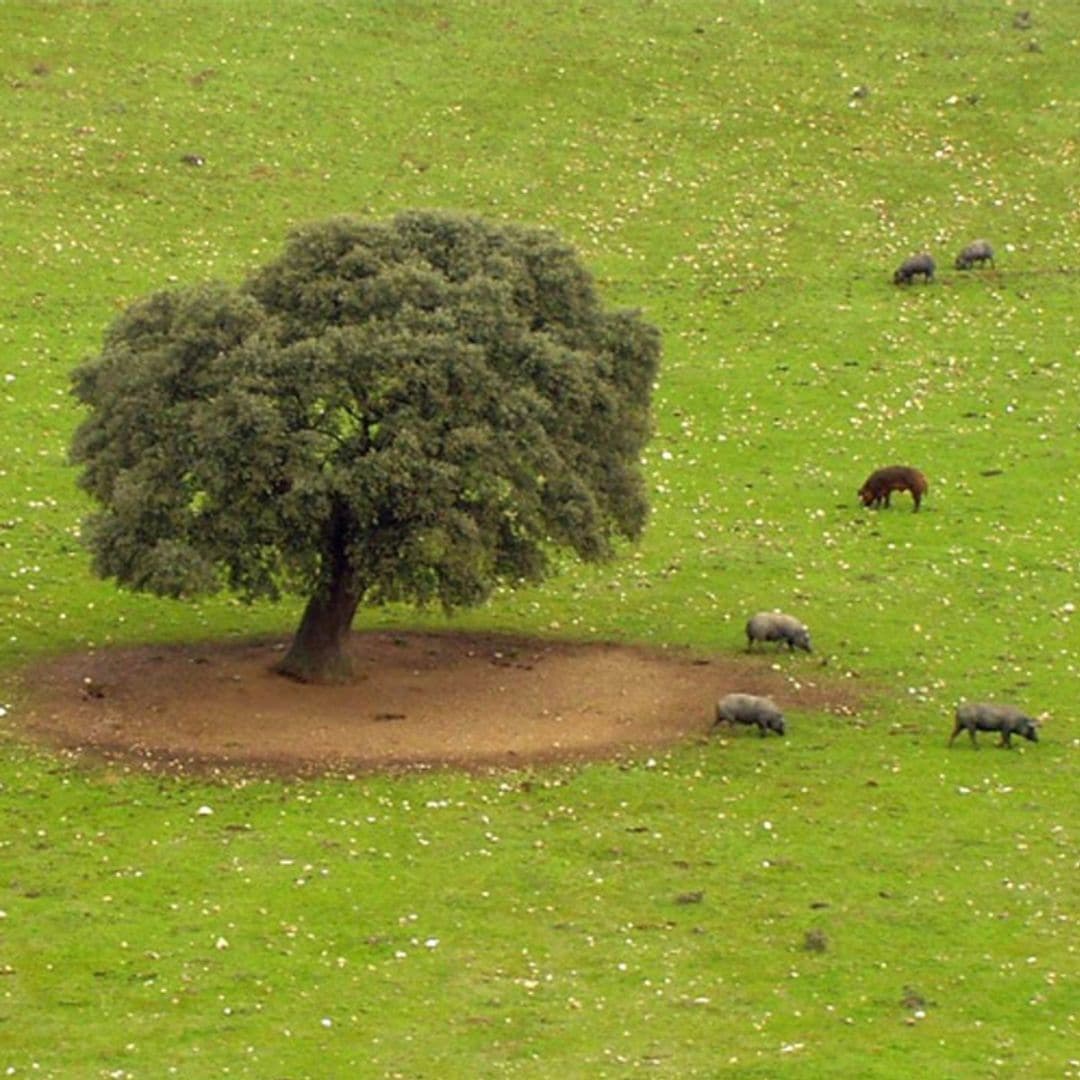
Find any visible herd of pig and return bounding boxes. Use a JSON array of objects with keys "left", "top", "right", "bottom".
[
  {"left": 714, "top": 244, "right": 1042, "bottom": 749},
  {"left": 713, "top": 611, "right": 1041, "bottom": 749},
  {"left": 892, "top": 239, "right": 995, "bottom": 286}
]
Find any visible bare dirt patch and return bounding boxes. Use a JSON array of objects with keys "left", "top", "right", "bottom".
[{"left": 19, "top": 631, "right": 857, "bottom": 775}]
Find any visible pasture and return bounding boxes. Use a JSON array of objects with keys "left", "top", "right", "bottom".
[{"left": 1, "top": 2, "right": 1077, "bottom": 1076}]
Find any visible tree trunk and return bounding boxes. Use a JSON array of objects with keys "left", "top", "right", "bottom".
[{"left": 274, "top": 507, "right": 362, "bottom": 684}]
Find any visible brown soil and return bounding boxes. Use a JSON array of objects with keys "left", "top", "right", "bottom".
[{"left": 19, "top": 630, "right": 857, "bottom": 776}]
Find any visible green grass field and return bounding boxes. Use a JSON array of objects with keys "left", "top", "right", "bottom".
[{"left": 1, "top": 2, "right": 1077, "bottom": 1076}]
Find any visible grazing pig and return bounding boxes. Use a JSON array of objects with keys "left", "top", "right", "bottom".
[
  {"left": 949, "top": 702, "right": 1039, "bottom": 748},
  {"left": 893, "top": 253, "right": 935, "bottom": 285},
  {"left": 955, "top": 239, "right": 995, "bottom": 270},
  {"left": 713, "top": 693, "right": 786, "bottom": 737},
  {"left": 858, "top": 465, "right": 928, "bottom": 512},
  {"left": 746, "top": 611, "right": 812, "bottom": 653}
]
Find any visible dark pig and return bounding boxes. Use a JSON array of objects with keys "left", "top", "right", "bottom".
[
  {"left": 949, "top": 702, "right": 1039, "bottom": 748},
  {"left": 858, "top": 465, "right": 928, "bottom": 512},
  {"left": 746, "top": 612, "right": 812, "bottom": 653},
  {"left": 713, "top": 693, "right": 786, "bottom": 737},
  {"left": 955, "top": 239, "right": 995, "bottom": 270},
  {"left": 893, "top": 253, "right": 935, "bottom": 285}
]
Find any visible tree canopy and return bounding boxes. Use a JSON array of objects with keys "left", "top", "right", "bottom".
[{"left": 70, "top": 211, "right": 661, "bottom": 682}]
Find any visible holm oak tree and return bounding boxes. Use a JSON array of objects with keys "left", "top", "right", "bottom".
[{"left": 70, "top": 211, "right": 661, "bottom": 682}]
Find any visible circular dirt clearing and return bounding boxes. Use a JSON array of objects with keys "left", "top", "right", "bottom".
[{"left": 19, "top": 631, "right": 854, "bottom": 775}]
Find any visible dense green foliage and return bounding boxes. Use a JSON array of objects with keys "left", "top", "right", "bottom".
[
  {"left": 69, "top": 211, "right": 659, "bottom": 679},
  {"left": 1, "top": 1, "right": 1077, "bottom": 1077}
]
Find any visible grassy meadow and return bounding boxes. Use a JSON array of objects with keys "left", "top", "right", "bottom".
[{"left": 1, "top": 1, "right": 1078, "bottom": 1076}]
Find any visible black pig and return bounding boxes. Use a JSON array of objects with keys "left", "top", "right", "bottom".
[{"left": 949, "top": 703, "right": 1039, "bottom": 748}]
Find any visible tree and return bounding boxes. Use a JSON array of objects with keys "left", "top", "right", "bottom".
[{"left": 70, "top": 211, "right": 661, "bottom": 683}]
